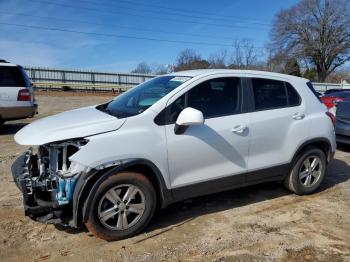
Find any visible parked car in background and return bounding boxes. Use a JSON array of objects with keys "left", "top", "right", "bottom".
[
  {"left": 0, "top": 60, "right": 37, "bottom": 125},
  {"left": 324, "top": 89, "right": 350, "bottom": 95},
  {"left": 12, "top": 70, "right": 335, "bottom": 241},
  {"left": 320, "top": 90, "right": 350, "bottom": 109},
  {"left": 333, "top": 101, "right": 350, "bottom": 145}
]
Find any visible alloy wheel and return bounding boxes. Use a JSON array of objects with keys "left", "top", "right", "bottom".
[
  {"left": 98, "top": 184, "right": 145, "bottom": 230},
  {"left": 298, "top": 155, "right": 322, "bottom": 187}
]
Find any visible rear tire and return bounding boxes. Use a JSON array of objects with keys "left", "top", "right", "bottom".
[
  {"left": 85, "top": 172, "right": 156, "bottom": 241},
  {"left": 284, "top": 147, "right": 326, "bottom": 195}
]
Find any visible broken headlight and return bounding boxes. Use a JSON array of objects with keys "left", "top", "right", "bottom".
[{"left": 24, "top": 139, "right": 89, "bottom": 206}]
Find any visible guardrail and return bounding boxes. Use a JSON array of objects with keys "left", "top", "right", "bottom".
[
  {"left": 24, "top": 66, "right": 155, "bottom": 89},
  {"left": 33, "top": 82, "right": 132, "bottom": 93},
  {"left": 33, "top": 79, "right": 350, "bottom": 94}
]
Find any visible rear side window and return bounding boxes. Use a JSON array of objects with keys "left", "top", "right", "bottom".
[
  {"left": 252, "top": 78, "right": 301, "bottom": 111},
  {"left": 0, "top": 66, "right": 28, "bottom": 87}
]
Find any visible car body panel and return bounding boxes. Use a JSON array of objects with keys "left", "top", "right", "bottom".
[
  {"left": 14, "top": 106, "right": 126, "bottom": 145},
  {"left": 70, "top": 110, "right": 171, "bottom": 188}
]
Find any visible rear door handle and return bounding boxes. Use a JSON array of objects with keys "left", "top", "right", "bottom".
[
  {"left": 292, "top": 112, "right": 305, "bottom": 120},
  {"left": 231, "top": 125, "right": 247, "bottom": 134}
]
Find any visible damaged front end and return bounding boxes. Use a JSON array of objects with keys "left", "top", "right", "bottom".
[{"left": 12, "top": 140, "right": 89, "bottom": 225}]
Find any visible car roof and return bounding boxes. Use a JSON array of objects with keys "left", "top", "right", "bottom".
[
  {"left": 0, "top": 62, "right": 17, "bottom": 67},
  {"left": 168, "top": 69, "right": 308, "bottom": 81}
]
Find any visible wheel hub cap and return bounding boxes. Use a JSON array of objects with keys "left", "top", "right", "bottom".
[
  {"left": 299, "top": 155, "right": 322, "bottom": 187},
  {"left": 98, "top": 184, "right": 146, "bottom": 231}
]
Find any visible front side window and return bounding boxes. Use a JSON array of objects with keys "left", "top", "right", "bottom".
[
  {"left": 163, "top": 77, "right": 241, "bottom": 124},
  {"left": 187, "top": 77, "right": 241, "bottom": 118},
  {"left": 252, "top": 78, "right": 300, "bottom": 110},
  {"left": 100, "top": 76, "right": 191, "bottom": 118}
]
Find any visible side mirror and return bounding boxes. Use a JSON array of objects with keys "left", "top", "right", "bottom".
[{"left": 174, "top": 107, "right": 204, "bottom": 134}]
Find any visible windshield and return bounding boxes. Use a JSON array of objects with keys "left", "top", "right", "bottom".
[{"left": 99, "top": 75, "right": 191, "bottom": 118}]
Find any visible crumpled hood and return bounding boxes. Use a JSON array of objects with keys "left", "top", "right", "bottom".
[{"left": 15, "top": 106, "right": 126, "bottom": 145}]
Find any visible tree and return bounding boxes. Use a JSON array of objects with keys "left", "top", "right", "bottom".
[
  {"left": 208, "top": 49, "right": 227, "bottom": 69},
  {"left": 284, "top": 58, "right": 302, "bottom": 76},
  {"left": 152, "top": 63, "right": 169, "bottom": 75},
  {"left": 270, "top": 0, "right": 350, "bottom": 82},
  {"left": 174, "top": 49, "right": 210, "bottom": 71},
  {"left": 303, "top": 68, "right": 317, "bottom": 81},
  {"left": 131, "top": 62, "right": 152, "bottom": 74},
  {"left": 228, "top": 40, "right": 258, "bottom": 69}
]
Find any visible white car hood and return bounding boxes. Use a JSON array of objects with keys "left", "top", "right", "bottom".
[{"left": 15, "top": 106, "right": 126, "bottom": 145}]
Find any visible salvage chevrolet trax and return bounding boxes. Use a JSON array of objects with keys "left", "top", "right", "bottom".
[{"left": 12, "top": 70, "right": 336, "bottom": 240}]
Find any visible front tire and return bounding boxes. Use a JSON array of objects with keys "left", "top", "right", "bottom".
[
  {"left": 85, "top": 172, "right": 156, "bottom": 241},
  {"left": 284, "top": 147, "right": 327, "bottom": 195}
]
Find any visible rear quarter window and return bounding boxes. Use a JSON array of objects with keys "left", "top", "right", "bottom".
[
  {"left": 0, "top": 66, "right": 28, "bottom": 87},
  {"left": 286, "top": 82, "right": 301, "bottom": 106}
]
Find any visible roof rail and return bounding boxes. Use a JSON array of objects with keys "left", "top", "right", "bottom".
[{"left": 0, "top": 59, "right": 9, "bottom": 63}]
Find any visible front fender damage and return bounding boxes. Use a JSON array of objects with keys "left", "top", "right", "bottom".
[
  {"left": 11, "top": 141, "right": 131, "bottom": 227},
  {"left": 11, "top": 141, "right": 93, "bottom": 225}
]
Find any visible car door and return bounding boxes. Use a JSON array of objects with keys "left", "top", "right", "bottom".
[
  {"left": 163, "top": 77, "right": 251, "bottom": 199},
  {"left": 246, "top": 77, "right": 306, "bottom": 181}
]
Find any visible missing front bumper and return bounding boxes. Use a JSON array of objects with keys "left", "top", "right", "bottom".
[{"left": 11, "top": 151, "right": 72, "bottom": 224}]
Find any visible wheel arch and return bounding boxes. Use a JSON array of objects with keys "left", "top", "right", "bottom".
[
  {"left": 72, "top": 159, "right": 172, "bottom": 227},
  {"left": 291, "top": 138, "right": 333, "bottom": 165}
]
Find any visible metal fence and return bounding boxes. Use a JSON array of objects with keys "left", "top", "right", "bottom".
[
  {"left": 23, "top": 66, "right": 349, "bottom": 93},
  {"left": 23, "top": 66, "right": 155, "bottom": 93}
]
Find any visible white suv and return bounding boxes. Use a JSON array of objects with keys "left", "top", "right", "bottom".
[
  {"left": 12, "top": 70, "right": 336, "bottom": 240},
  {"left": 0, "top": 60, "right": 37, "bottom": 125}
]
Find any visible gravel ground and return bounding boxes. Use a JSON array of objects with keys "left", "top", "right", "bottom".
[{"left": 0, "top": 94, "right": 349, "bottom": 262}]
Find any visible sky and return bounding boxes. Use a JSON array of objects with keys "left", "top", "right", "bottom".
[{"left": 0, "top": 0, "right": 300, "bottom": 72}]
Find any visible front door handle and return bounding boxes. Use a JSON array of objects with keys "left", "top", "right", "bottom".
[
  {"left": 292, "top": 112, "right": 305, "bottom": 120},
  {"left": 232, "top": 125, "right": 247, "bottom": 134}
]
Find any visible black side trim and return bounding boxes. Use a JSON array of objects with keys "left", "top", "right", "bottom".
[
  {"left": 172, "top": 164, "right": 290, "bottom": 203},
  {"left": 78, "top": 159, "right": 172, "bottom": 225},
  {"left": 292, "top": 137, "right": 333, "bottom": 163}
]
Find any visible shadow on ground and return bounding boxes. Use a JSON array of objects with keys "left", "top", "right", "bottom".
[
  {"left": 337, "top": 143, "right": 350, "bottom": 153},
  {"left": 53, "top": 159, "right": 350, "bottom": 240},
  {"left": 0, "top": 123, "right": 27, "bottom": 135},
  {"left": 143, "top": 158, "right": 350, "bottom": 241}
]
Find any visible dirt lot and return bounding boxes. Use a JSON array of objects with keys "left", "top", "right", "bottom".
[{"left": 0, "top": 93, "right": 350, "bottom": 262}]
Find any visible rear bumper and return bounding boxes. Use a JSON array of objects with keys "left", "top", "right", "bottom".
[{"left": 0, "top": 104, "right": 38, "bottom": 121}]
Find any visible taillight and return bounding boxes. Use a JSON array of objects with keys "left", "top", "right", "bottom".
[
  {"left": 326, "top": 112, "right": 336, "bottom": 127},
  {"left": 17, "top": 89, "right": 31, "bottom": 101}
]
